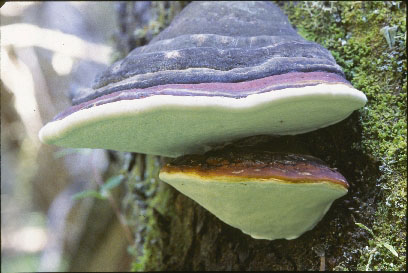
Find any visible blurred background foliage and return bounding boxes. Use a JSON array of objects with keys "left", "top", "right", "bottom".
[
  {"left": 1, "top": 2, "right": 119, "bottom": 272},
  {"left": 1, "top": 2, "right": 185, "bottom": 271}
]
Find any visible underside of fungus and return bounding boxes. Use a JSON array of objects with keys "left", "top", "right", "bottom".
[
  {"left": 159, "top": 144, "right": 349, "bottom": 240},
  {"left": 38, "top": 1, "right": 367, "bottom": 157},
  {"left": 39, "top": 71, "right": 366, "bottom": 157}
]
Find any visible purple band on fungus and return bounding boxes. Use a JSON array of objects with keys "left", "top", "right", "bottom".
[
  {"left": 162, "top": 150, "right": 349, "bottom": 188},
  {"left": 54, "top": 71, "right": 350, "bottom": 121}
]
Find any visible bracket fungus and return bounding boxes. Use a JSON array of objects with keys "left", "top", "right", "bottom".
[
  {"left": 39, "top": 2, "right": 367, "bottom": 240},
  {"left": 159, "top": 144, "right": 349, "bottom": 240},
  {"left": 39, "top": 1, "right": 366, "bottom": 158}
]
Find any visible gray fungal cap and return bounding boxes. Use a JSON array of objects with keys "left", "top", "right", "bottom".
[
  {"left": 39, "top": 1, "right": 367, "bottom": 157},
  {"left": 76, "top": 1, "right": 344, "bottom": 104}
]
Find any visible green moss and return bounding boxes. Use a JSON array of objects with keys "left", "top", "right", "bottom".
[
  {"left": 128, "top": 155, "right": 196, "bottom": 271},
  {"left": 124, "top": 155, "right": 164, "bottom": 272},
  {"left": 282, "top": 1, "right": 406, "bottom": 271}
]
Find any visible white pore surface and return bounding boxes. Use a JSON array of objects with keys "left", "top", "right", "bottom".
[
  {"left": 159, "top": 171, "right": 348, "bottom": 240},
  {"left": 39, "top": 83, "right": 367, "bottom": 157}
]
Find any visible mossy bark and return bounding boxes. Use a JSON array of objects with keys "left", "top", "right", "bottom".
[{"left": 110, "top": 1, "right": 406, "bottom": 271}]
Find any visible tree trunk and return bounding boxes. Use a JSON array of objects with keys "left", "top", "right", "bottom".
[{"left": 109, "top": 1, "right": 406, "bottom": 271}]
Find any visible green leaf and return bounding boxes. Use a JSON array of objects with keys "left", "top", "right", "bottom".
[
  {"left": 381, "top": 243, "right": 399, "bottom": 257},
  {"left": 380, "top": 26, "right": 398, "bottom": 48},
  {"left": 355, "top": 222, "right": 375, "bottom": 237},
  {"left": 366, "top": 252, "right": 374, "bottom": 271},
  {"left": 72, "top": 190, "right": 106, "bottom": 200},
  {"left": 101, "top": 175, "right": 124, "bottom": 191}
]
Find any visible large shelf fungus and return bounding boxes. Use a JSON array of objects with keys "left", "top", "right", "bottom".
[
  {"left": 39, "top": 1, "right": 366, "bottom": 158},
  {"left": 159, "top": 144, "right": 349, "bottom": 240},
  {"left": 39, "top": 1, "right": 364, "bottom": 240}
]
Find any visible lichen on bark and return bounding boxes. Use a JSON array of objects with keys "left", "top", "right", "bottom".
[{"left": 281, "top": 2, "right": 406, "bottom": 270}]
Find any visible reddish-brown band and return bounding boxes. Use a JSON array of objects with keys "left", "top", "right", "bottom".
[
  {"left": 162, "top": 149, "right": 349, "bottom": 188},
  {"left": 53, "top": 71, "right": 351, "bottom": 121}
]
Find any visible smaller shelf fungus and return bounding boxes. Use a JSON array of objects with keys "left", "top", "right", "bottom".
[
  {"left": 38, "top": 1, "right": 367, "bottom": 158},
  {"left": 159, "top": 145, "right": 349, "bottom": 240}
]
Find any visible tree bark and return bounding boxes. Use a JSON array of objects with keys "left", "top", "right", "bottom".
[{"left": 111, "top": 1, "right": 406, "bottom": 271}]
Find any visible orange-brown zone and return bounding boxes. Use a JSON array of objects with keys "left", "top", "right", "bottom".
[{"left": 161, "top": 147, "right": 349, "bottom": 188}]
